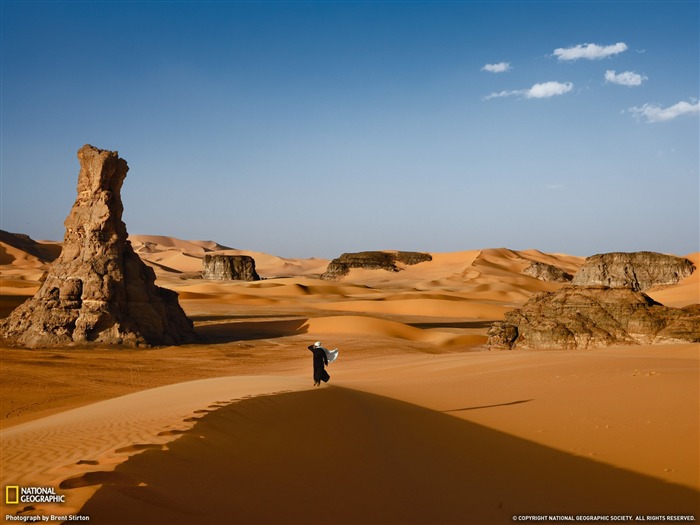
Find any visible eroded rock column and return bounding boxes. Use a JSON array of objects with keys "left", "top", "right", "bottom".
[{"left": 0, "top": 145, "right": 196, "bottom": 348}]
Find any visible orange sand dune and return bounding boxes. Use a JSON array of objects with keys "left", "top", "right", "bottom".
[
  {"left": 130, "top": 235, "right": 329, "bottom": 279},
  {"left": 130, "top": 235, "right": 228, "bottom": 254},
  {"left": 460, "top": 248, "right": 579, "bottom": 295},
  {"left": 335, "top": 248, "right": 583, "bottom": 301},
  {"left": 2, "top": 347, "right": 697, "bottom": 524},
  {"left": 147, "top": 250, "right": 203, "bottom": 273},
  {"left": 78, "top": 385, "right": 698, "bottom": 525},
  {"left": 314, "top": 297, "right": 509, "bottom": 319},
  {"left": 0, "top": 243, "right": 47, "bottom": 283},
  {"left": 336, "top": 344, "right": 699, "bottom": 490},
  {"left": 0, "top": 241, "right": 45, "bottom": 315},
  {"left": 2, "top": 234, "right": 698, "bottom": 524},
  {"left": 351, "top": 249, "right": 483, "bottom": 285},
  {"left": 340, "top": 250, "right": 481, "bottom": 287},
  {"left": 302, "top": 314, "right": 488, "bottom": 347},
  {"left": 214, "top": 249, "right": 330, "bottom": 277},
  {"left": 647, "top": 252, "right": 700, "bottom": 307},
  {"left": 0, "top": 376, "right": 313, "bottom": 518},
  {"left": 519, "top": 248, "right": 586, "bottom": 274},
  {"left": 0, "top": 244, "right": 46, "bottom": 268}
]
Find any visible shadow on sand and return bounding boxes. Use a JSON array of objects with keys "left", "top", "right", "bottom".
[
  {"left": 443, "top": 399, "right": 533, "bottom": 412},
  {"left": 194, "top": 318, "right": 309, "bottom": 343},
  {"left": 408, "top": 320, "right": 495, "bottom": 330},
  {"left": 76, "top": 387, "right": 698, "bottom": 524}
]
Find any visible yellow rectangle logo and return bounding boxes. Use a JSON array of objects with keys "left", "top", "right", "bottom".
[{"left": 5, "top": 485, "right": 19, "bottom": 504}]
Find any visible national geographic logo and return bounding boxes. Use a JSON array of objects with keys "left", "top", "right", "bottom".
[
  {"left": 5, "top": 486, "right": 66, "bottom": 504},
  {"left": 5, "top": 486, "right": 19, "bottom": 505}
]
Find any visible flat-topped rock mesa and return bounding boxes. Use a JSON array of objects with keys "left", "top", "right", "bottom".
[
  {"left": 522, "top": 261, "right": 573, "bottom": 283},
  {"left": 487, "top": 286, "right": 700, "bottom": 350},
  {"left": 321, "top": 251, "right": 433, "bottom": 281},
  {"left": 0, "top": 145, "right": 195, "bottom": 348},
  {"left": 202, "top": 254, "right": 260, "bottom": 281},
  {"left": 572, "top": 251, "right": 695, "bottom": 291}
]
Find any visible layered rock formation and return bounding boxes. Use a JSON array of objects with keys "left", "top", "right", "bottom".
[
  {"left": 487, "top": 286, "right": 700, "bottom": 350},
  {"left": 0, "top": 145, "right": 195, "bottom": 348},
  {"left": 522, "top": 261, "right": 573, "bottom": 283},
  {"left": 572, "top": 252, "right": 695, "bottom": 291},
  {"left": 202, "top": 254, "right": 260, "bottom": 281},
  {"left": 489, "top": 250, "right": 698, "bottom": 350},
  {"left": 321, "top": 251, "right": 432, "bottom": 281}
]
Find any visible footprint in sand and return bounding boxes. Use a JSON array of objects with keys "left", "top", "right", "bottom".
[
  {"left": 157, "top": 429, "right": 188, "bottom": 437},
  {"left": 114, "top": 443, "right": 165, "bottom": 454},
  {"left": 211, "top": 399, "right": 235, "bottom": 405},
  {"left": 59, "top": 471, "right": 139, "bottom": 489}
]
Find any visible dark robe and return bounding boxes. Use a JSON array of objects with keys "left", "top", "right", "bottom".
[{"left": 308, "top": 345, "right": 330, "bottom": 383}]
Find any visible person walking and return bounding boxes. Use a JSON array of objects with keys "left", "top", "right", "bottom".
[{"left": 308, "top": 341, "right": 330, "bottom": 386}]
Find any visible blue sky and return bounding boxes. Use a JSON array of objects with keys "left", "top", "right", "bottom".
[{"left": 1, "top": 1, "right": 698, "bottom": 259}]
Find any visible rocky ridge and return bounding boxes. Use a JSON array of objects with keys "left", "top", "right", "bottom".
[
  {"left": 522, "top": 261, "right": 573, "bottom": 283},
  {"left": 488, "top": 251, "right": 698, "bottom": 350},
  {"left": 0, "top": 145, "right": 196, "bottom": 348},
  {"left": 321, "top": 251, "right": 432, "bottom": 281},
  {"left": 572, "top": 252, "right": 695, "bottom": 291},
  {"left": 487, "top": 286, "right": 700, "bottom": 349}
]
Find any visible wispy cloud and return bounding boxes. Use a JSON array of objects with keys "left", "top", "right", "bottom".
[
  {"left": 629, "top": 99, "right": 700, "bottom": 123},
  {"left": 484, "top": 90, "right": 519, "bottom": 100},
  {"left": 553, "top": 42, "right": 628, "bottom": 61},
  {"left": 485, "top": 81, "right": 573, "bottom": 101},
  {"left": 481, "top": 62, "right": 511, "bottom": 73},
  {"left": 605, "top": 70, "right": 646, "bottom": 86}
]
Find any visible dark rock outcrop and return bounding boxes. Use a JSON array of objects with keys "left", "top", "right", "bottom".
[
  {"left": 0, "top": 145, "right": 195, "bottom": 348},
  {"left": 487, "top": 286, "right": 700, "bottom": 350},
  {"left": 522, "top": 262, "right": 573, "bottom": 283},
  {"left": 394, "top": 252, "right": 434, "bottom": 266},
  {"left": 202, "top": 255, "right": 260, "bottom": 281},
  {"left": 321, "top": 251, "right": 432, "bottom": 281},
  {"left": 572, "top": 252, "right": 695, "bottom": 291}
]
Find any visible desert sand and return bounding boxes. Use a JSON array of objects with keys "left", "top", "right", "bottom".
[{"left": 1, "top": 235, "right": 698, "bottom": 524}]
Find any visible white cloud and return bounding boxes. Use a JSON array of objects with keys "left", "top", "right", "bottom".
[
  {"left": 605, "top": 70, "right": 646, "bottom": 86},
  {"left": 481, "top": 62, "right": 511, "bottom": 73},
  {"left": 553, "top": 42, "right": 628, "bottom": 61},
  {"left": 629, "top": 99, "right": 700, "bottom": 123},
  {"left": 525, "top": 81, "right": 574, "bottom": 99},
  {"left": 484, "top": 82, "right": 574, "bottom": 100},
  {"left": 484, "top": 81, "right": 573, "bottom": 101}
]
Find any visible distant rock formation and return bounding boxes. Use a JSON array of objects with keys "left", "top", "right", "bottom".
[
  {"left": 488, "top": 250, "right": 699, "bottom": 350},
  {"left": 202, "top": 254, "right": 260, "bottom": 281},
  {"left": 522, "top": 261, "right": 573, "bottom": 283},
  {"left": 321, "top": 251, "right": 432, "bottom": 281},
  {"left": 572, "top": 252, "right": 695, "bottom": 291},
  {"left": 487, "top": 286, "right": 700, "bottom": 350},
  {"left": 0, "top": 145, "right": 196, "bottom": 348}
]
